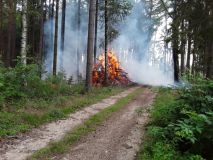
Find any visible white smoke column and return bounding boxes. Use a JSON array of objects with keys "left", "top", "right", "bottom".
[
  {"left": 44, "top": 3, "right": 88, "bottom": 80},
  {"left": 112, "top": 0, "right": 174, "bottom": 86}
]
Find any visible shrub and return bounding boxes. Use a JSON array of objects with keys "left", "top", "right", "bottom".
[
  {"left": 141, "top": 78, "right": 213, "bottom": 160},
  {"left": 0, "top": 62, "right": 73, "bottom": 108}
]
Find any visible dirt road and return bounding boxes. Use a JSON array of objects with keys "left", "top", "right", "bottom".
[
  {"left": 0, "top": 87, "right": 139, "bottom": 160},
  {"left": 60, "top": 88, "right": 155, "bottom": 160}
]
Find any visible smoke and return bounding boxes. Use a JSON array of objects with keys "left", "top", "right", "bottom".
[
  {"left": 112, "top": 0, "right": 174, "bottom": 86},
  {"left": 44, "top": 3, "right": 88, "bottom": 81},
  {"left": 44, "top": 0, "right": 174, "bottom": 86}
]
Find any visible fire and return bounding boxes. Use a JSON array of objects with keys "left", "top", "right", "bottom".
[{"left": 93, "top": 51, "right": 130, "bottom": 86}]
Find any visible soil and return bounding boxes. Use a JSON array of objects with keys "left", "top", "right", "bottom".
[
  {"left": 0, "top": 87, "right": 139, "bottom": 160},
  {"left": 59, "top": 88, "right": 156, "bottom": 160}
]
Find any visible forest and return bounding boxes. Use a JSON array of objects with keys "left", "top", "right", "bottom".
[{"left": 0, "top": 0, "right": 212, "bottom": 160}]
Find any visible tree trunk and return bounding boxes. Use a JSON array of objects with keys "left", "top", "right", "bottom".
[
  {"left": 51, "top": 0, "right": 55, "bottom": 21},
  {"left": 20, "top": 0, "right": 28, "bottom": 65},
  {"left": 6, "top": 1, "right": 11, "bottom": 66},
  {"left": 206, "top": 40, "right": 213, "bottom": 79},
  {"left": 60, "top": 0, "right": 66, "bottom": 70},
  {"left": 104, "top": 0, "right": 108, "bottom": 85},
  {"left": 85, "top": 0, "right": 96, "bottom": 92},
  {"left": 50, "top": 0, "right": 54, "bottom": 56},
  {"left": 32, "top": 20, "right": 36, "bottom": 56},
  {"left": 76, "top": 0, "right": 81, "bottom": 81},
  {"left": 147, "top": 0, "right": 153, "bottom": 43},
  {"left": 180, "top": 20, "right": 186, "bottom": 75},
  {"left": 186, "top": 32, "right": 191, "bottom": 72},
  {"left": 204, "top": 41, "right": 208, "bottom": 76},
  {"left": 6, "top": 0, "right": 16, "bottom": 67},
  {"left": 94, "top": 0, "right": 99, "bottom": 63},
  {"left": 48, "top": 0, "right": 51, "bottom": 19},
  {"left": 11, "top": 2, "right": 16, "bottom": 67},
  {"left": 192, "top": 39, "right": 197, "bottom": 77},
  {"left": 172, "top": 0, "right": 179, "bottom": 82},
  {"left": 164, "top": 12, "right": 168, "bottom": 72},
  {"left": 206, "top": 3, "right": 213, "bottom": 79},
  {"left": 173, "top": 44, "right": 179, "bottom": 82},
  {"left": 44, "top": 0, "right": 47, "bottom": 20},
  {"left": 38, "top": 0, "right": 44, "bottom": 65},
  {"left": 60, "top": 0, "right": 66, "bottom": 53},
  {"left": 0, "top": 0, "right": 3, "bottom": 58},
  {"left": 53, "top": 0, "right": 59, "bottom": 76}
]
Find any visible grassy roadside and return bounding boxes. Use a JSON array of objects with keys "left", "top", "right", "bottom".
[
  {"left": 137, "top": 87, "right": 176, "bottom": 160},
  {"left": 138, "top": 79, "right": 213, "bottom": 160},
  {"left": 0, "top": 85, "right": 125, "bottom": 138},
  {"left": 29, "top": 87, "right": 142, "bottom": 160}
]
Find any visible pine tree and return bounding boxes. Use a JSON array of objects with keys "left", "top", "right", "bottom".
[
  {"left": 38, "top": 0, "right": 44, "bottom": 65},
  {"left": 85, "top": 0, "right": 96, "bottom": 91},
  {"left": 53, "top": 0, "right": 59, "bottom": 76},
  {"left": 0, "top": 0, "right": 3, "bottom": 59},
  {"left": 6, "top": 0, "right": 16, "bottom": 67},
  {"left": 76, "top": 0, "right": 81, "bottom": 81},
  {"left": 94, "top": 0, "right": 99, "bottom": 63},
  {"left": 61, "top": 0, "right": 66, "bottom": 53},
  {"left": 104, "top": 0, "right": 108, "bottom": 85}
]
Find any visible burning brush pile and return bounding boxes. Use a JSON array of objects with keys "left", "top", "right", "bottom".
[{"left": 93, "top": 51, "right": 131, "bottom": 86}]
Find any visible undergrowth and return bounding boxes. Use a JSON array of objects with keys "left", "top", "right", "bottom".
[
  {"left": 138, "top": 78, "right": 213, "bottom": 160},
  {"left": 0, "top": 62, "right": 125, "bottom": 137}
]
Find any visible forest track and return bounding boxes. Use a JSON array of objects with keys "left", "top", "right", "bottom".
[
  {"left": 0, "top": 87, "right": 139, "bottom": 160},
  {"left": 59, "top": 88, "right": 156, "bottom": 160}
]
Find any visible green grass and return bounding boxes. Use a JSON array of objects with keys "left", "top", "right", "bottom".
[
  {"left": 149, "top": 87, "right": 176, "bottom": 126},
  {"left": 0, "top": 85, "right": 125, "bottom": 138},
  {"left": 28, "top": 87, "right": 142, "bottom": 160},
  {"left": 137, "top": 87, "right": 205, "bottom": 160},
  {"left": 137, "top": 87, "right": 176, "bottom": 160}
]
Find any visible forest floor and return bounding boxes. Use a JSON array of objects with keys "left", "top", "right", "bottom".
[{"left": 0, "top": 86, "right": 156, "bottom": 160}]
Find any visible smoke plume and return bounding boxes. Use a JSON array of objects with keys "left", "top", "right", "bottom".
[
  {"left": 44, "top": 3, "right": 88, "bottom": 81},
  {"left": 112, "top": 1, "right": 174, "bottom": 86},
  {"left": 44, "top": 0, "right": 174, "bottom": 86}
]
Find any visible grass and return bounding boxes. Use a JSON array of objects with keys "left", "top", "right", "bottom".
[
  {"left": 28, "top": 87, "right": 143, "bottom": 160},
  {"left": 0, "top": 85, "right": 126, "bottom": 138},
  {"left": 137, "top": 87, "right": 176, "bottom": 160},
  {"left": 149, "top": 87, "right": 176, "bottom": 126},
  {"left": 137, "top": 80, "right": 213, "bottom": 160},
  {"left": 137, "top": 88, "right": 205, "bottom": 160}
]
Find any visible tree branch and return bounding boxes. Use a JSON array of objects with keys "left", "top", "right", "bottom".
[{"left": 159, "top": 0, "right": 173, "bottom": 19}]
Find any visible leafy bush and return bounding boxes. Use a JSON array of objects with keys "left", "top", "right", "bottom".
[
  {"left": 0, "top": 62, "right": 73, "bottom": 109},
  {"left": 140, "top": 78, "right": 213, "bottom": 160}
]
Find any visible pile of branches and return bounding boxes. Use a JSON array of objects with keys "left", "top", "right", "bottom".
[{"left": 92, "top": 52, "right": 131, "bottom": 86}]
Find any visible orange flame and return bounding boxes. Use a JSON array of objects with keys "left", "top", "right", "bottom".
[{"left": 93, "top": 50, "right": 130, "bottom": 86}]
